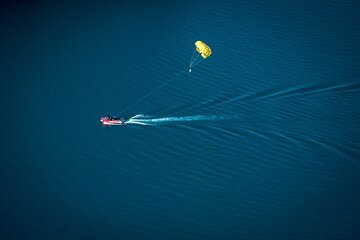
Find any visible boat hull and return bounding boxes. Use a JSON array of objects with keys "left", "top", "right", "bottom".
[{"left": 100, "top": 117, "right": 124, "bottom": 125}]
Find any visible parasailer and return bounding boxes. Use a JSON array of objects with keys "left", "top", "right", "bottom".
[{"left": 189, "top": 40, "right": 212, "bottom": 72}]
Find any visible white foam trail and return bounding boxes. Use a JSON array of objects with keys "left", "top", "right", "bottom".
[
  {"left": 124, "top": 121, "right": 148, "bottom": 125},
  {"left": 130, "top": 114, "right": 150, "bottom": 120},
  {"left": 125, "top": 114, "right": 229, "bottom": 125}
]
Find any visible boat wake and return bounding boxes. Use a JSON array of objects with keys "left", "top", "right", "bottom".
[{"left": 125, "top": 114, "right": 229, "bottom": 126}]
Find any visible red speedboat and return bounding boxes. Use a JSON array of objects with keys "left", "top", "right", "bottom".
[{"left": 100, "top": 116, "right": 125, "bottom": 125}]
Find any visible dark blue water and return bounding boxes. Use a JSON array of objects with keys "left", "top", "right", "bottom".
[{"left": 1, "top": 1, "right": 360, "bottom": 239}]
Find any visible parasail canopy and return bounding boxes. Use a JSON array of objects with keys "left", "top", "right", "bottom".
[{"left": 195, "top": 41, "right": 212, "bottom": 59}]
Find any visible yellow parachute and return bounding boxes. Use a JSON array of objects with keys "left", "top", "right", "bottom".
[{"left": 195, "top": 41, "right": 212, "bottom": 58}]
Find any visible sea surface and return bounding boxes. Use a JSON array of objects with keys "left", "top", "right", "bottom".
[{"left": 1, "top": 1, "right": 360, "bottom": 239}]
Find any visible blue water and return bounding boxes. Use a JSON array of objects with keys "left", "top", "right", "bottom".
[{"left": 1, "top": 1, "right": 360, "bottom": 239}]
